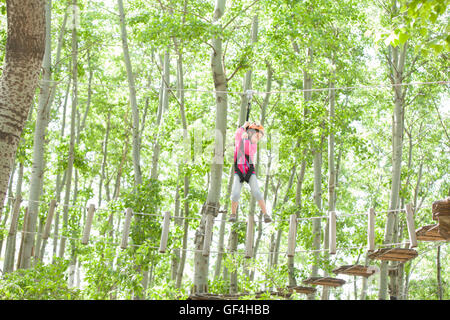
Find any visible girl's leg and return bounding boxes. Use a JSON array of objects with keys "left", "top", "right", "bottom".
[
  {"left": 230, "top": 174, "right": 243, "bottom": 219},
  {"left": 249, "top": 175, "right": 271, "bottom": 222}
]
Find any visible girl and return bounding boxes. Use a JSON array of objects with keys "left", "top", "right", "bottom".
[{"left": 229, "top": 121, "right": 272, "bottom": 223}]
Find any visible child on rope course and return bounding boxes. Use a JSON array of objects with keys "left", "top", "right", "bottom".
[{"left": 229, "top": 121, "right": 272, "bottom": 223}]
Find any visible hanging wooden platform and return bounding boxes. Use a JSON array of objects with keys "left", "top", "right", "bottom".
[
  {"left": 432, "top": 197, "right": 450, "bottom": 240},
  {"left": 287, "top": 285, "right": 317, "bottom": 295},
  {"left": 302, "top": 276, "right": 346, "bottom": 287},
  {"left": 368, "top": 248, "right": 418, "bottom": 262},
  {"left": 416, "top": 224, "right": 447, "bottom": 241},
  {"left": 187, "top": 290, "right": 290, "bottom": 300},
  {"left": 333, "top": 265, "right": 378, "bottom": 278}
]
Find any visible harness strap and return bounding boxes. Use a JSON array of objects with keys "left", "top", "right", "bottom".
[{"left": 234, "top": 135, "right": 255, "bottom": 183}]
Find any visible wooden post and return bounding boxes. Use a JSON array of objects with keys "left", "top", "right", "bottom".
[
  {"left": 81, "top": 204, "right": 96, "bottom": 245},
  {"left": 159, "top": 211, "right": 171, "bottom": 253},
  {"left": 405, "top": 203, "right": 417, "bottom": 248},
  {"left": 245, "top": 214, "right": 255, "bottom": 259},
  {"left": 120, "top": 208, "right": 133, "bottom": 249},
  {"left": 38, "top": 199, "right": 57, "bottom": 261},
  {"left": 42, "top": 199, "right": 57, "bottom": 241},
  {"left": 17, "top": 207, "right": 29, "bottom": 269},
  {"left": 329, "top": 211, "right": 336, "bottom": 255},
  {"left": 367, "top": 208, "right": 375, "bottom": 252},
  {"left": 287, "top": 214, "right": 297, "bottom": 257}
]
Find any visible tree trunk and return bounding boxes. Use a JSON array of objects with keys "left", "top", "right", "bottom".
[
  {"left": 0, "top": 0, "right": 45, "bottom": 213},
  {"left": 58, "top": 0, "right": 78, "bottom": 258},
  {"left": 98, "top": 110, "right": 111, "bottom": 208},
  {"left": 117, "top": 0, "right": 142, "bottom": 186},
  {"left": 3, "top": 195, "right": 21, "bottom": 273},
  {"left": 436, "top": 245, "right": 442, "bottom": 300},
  {"left": 52, "top": 78, "right": 70, "bottom": 261},
  {"left": 193, "top": 0, "right": 227, "bottom": 294},
  {"left": 20, "top": 0, "right": 52, "bottom": 269},
  {"left": 150, "top": 49, "right": 170, "bottom": 181},
  {"left": 250, "top": 62, "right": 272, "bottom": 282},
  {"left": 322, "top": 72, "right": 336, "bottom": 300},
  {"left": 379, "top": 39, "right": 408, "bottom": 300}
]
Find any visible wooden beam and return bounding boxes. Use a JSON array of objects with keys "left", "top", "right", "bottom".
[
  {"left": 159, "top": 211, "right": 171, "bottom": 253},
  {"left": 81, "top": 204, "right": 96, "bottom": 245}
]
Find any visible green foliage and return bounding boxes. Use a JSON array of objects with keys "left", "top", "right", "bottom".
[
  {"left": 80, "top": 240, "right": 144, "bottom": 300},
  {"left": 0, "top": 259, "right": 81, "bottom": 300}
]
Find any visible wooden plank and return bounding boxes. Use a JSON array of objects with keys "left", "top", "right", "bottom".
[
  {"left": 367, "top": 208, "right": 375, "bottom": 252},
  {"left": 160, "top": 211, "right": 171, "bottom": 253},
  {"left": 405, "top": 203, "right": 417, "bottom": 248},
  {"left": 333, "top": 264, "right": 378, "bottom": 277},
  {"left": 245, "top": 214, "right": 255, "bottom": 259},
  {"left": 120, "top": 208, "right": 133, "bottom": 249},
  {"left": 368, "top": 248, "right": 418, "bottom": 262},
  {"left": 329, "top": 211, "right": 336, "bottom": 254},
  {"left": 303, "top": 276, "right": 346, "bottom": 287},
  {"left": 287, "top": 214, "right": 297, "bottom": 257},
  {"left": 81, "top": 204, "right": 96, "bottom": 245}
]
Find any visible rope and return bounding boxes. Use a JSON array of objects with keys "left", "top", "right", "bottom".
[
  {"left": 39, "top": 78, "right": 449, "bottom": 95},
  {"left": 3, "top": 226, "right": 445, "bottom": 257}
]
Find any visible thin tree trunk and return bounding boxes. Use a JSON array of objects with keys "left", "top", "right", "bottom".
[
  {"left": 380, "top": 39, "right": 408, "bottom": 300},
  {"left": 117, "top": 0, "right": 142, "bottom": 186},
  {"left": 436, "top": 245, "right": 442, "bottom": 300},
  {"left": 3, "top": 195, "right": 21, "bottom": 273},
  {"left": 98, "top": 110, "right": 111, "bottom": 208},
  {"left": 150, "top": 49, "right": 169, "bottom": 181},
  {"left": 52, "top": 78, "right": 70, "bottom": 260},
  {"left": 0, "top": 159, "right": 17, "bottom": 256},
  {"left": 322, "top": 71, "right": 336, "bottom": 300},
  {"left": 58, "top": 1, "right": 78, "bottom": 258},
  {"left": 0, "top": 0, "right": 45, "bottom": 213},
  {"left": 250, "top": 60, "right": 272, "bottom": 282},
  {"left": 20, "top": 0, "right": 52, "bottom": 269},
  {"left": 214, "top": 167, "right": 234, "bottom": 280}
]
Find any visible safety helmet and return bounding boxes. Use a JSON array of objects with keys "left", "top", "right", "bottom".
[{"left": 248, "top": 123, "right": 264, "bottom": 136}]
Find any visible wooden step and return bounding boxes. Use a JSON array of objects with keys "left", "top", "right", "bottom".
[
  {"left": 333, "top": 265, "right": 378, "bottom": 278},
  {"left": 368, "top": 248, "right": 418, "bottom": 262},
  {"left": 302, "top": 276, "right": 346, "bottom": 287},
  {"left": 416, "top": 224, "right": 446, "bottom": 241}
]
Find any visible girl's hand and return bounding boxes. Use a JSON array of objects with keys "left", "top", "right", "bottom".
[{"left": 243, "top": 121, "right": 250, "bottom": 129}]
